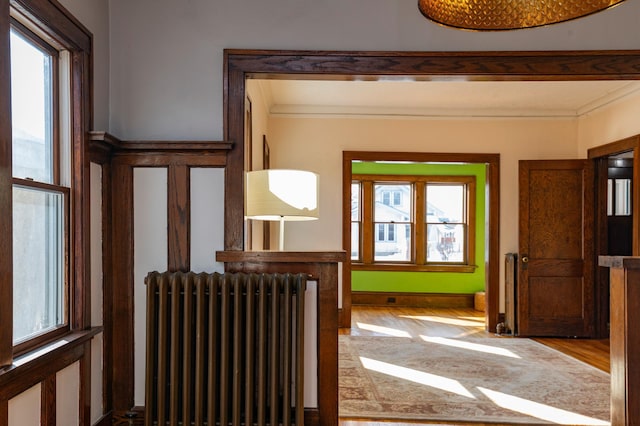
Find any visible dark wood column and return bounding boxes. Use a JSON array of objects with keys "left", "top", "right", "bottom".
[
  {"left": 216, "top": 250, "right": 346, "bottom": 426},
  {"left": 599, "top": 256, "right": 640, "bottom": 425}
]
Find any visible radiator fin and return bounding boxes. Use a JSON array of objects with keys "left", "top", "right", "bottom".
[{"left": 144, "top": 271, "right": 307, "bottom": 426}]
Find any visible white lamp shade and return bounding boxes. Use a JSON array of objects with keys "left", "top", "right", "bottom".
[{"left": 245, "top": 169, "right": 319, "bottom": 221}]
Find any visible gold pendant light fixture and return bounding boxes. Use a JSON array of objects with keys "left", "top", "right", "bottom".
[{"left": 418, "top": 0, "right": 627, "bottom": 31}]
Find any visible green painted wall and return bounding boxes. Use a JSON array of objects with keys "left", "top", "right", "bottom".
[{"left": 352, "top": 161, "right": 486, "bottom": 294}]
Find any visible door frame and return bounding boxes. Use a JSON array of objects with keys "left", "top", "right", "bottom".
[
  {"left": 342, "top": 151, "right": 499, "bottom": 330},
  {"left": 588, "top": 135, "right": 640, "bottom": 337},
  {"left": 223, "top": 49, "right": 640, "bottom": 334}
]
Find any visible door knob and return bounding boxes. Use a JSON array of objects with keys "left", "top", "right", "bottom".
[{"left": 521, "top": 256, "right": 529, "bottom": 263}]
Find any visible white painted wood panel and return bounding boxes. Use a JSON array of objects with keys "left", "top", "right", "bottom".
[
  {"left": 8, "top": 384, "right": 40, "bottom": 426},
  {"left": 133, "top": 167, "right": 168, "bottom": 406},
  {"left": 56, "top": 362, "right": 80, "bottom": 426},
  {"left": 190, "top": 168, "right": 225, "bottom": 273}
]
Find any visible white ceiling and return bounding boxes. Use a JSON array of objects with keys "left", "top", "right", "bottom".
[{"left": 256, "top": 79, "right": 640, "bottom": 119}]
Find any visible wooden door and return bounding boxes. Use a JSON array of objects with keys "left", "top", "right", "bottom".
[{"left": 518, "top": 160, "right": 595, "bottom": 337}]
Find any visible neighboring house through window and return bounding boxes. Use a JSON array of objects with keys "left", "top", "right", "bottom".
[{"left": 352, "top": 174, "right": 476, "bottom": 272}]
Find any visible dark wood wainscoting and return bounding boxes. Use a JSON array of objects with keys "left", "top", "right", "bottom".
[{"left": 88, "top": 132, "right": 232, "bottom": 413}]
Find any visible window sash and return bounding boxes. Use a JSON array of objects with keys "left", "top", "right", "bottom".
[
  {"left": 12, "top": 181, "right": 69, "bottom": 348},
  {"left": 8, "top": 17, "right": 69, "bottom": 355},
  {"left": 10, "top": 21, "right": 60, "bottom": 185},
  {"left": 353, "top": 174, "right": 476, "bottom": 270}
]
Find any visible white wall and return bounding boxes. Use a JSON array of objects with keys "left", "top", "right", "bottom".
[
  {"left": 268, "top": 115, "right": 581, "bottom": 307},
  {"left": 578, "top": 92, "right": 640, "bottom": 154},
  {"left": 108, "top": 0, "right": 640, "bottom": 140},
  {"left": 58, "top": 0, "right": 110, "bottom": 130}
]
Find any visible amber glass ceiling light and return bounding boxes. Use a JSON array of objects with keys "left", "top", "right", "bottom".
[{"left": 418, "top": 0, "right": 626, "bottom": 31}]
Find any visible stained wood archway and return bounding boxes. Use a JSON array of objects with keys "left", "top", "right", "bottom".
[{"left": 223, "top": 49, "right": 640, "bottom": 334}]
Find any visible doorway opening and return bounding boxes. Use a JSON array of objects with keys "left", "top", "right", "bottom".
[
  {"left": 226, "top": 49, "right": 640, "bottom": 425},
  {"left": 589, "top": 136, "right": 639, "bottom": 338},
  {"left": 341, "top": 151, "right": 498, "bottom": 330}
]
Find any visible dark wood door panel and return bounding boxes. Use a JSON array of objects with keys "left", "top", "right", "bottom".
[
  {"left": 527, "top": 168, "right": 585, "bottom": 258},
  {"left": 528, "top": 277, "right": 585, "bottom": 318},
  {"left": 527, "top": 259, "right": 583, "bottom": 277},
  {"left": 518, "top": 159, "right": 594, "bottom": 337}
]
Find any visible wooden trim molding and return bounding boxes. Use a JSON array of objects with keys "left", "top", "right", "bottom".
[
  {"left": 109, "top": 163, "right": 134, "bottom": 411},
  {"left": 41, "top": 375, "right": 56, "bottom": 426},
  {"left": 0, "top": 327, "right": 101, "bottom": 401},
  {"left": 167, "top": 164, "right": 190, "bottom": 272},
  {"left": 0, "top": 0, "right": 12, "bottom": 369},
  {"left": 599, "top": 256, "right": 640, "bottom": 424},
  {"left": 89, "top": 131, "right": 233, "bottom": 154},
  {"left": 352, "top": 291, "right": 475, "bottom": 308},
  {"left": 342, "top": 151, "right": 500, "bottom": 332},
  {"left": 230, "top": 50, "right": 640, "bottom": 332},
  {"left": 223, "top": 48, "right": 640, "bottom": 326},
  {"left": 0, "top": 399, "right": 7, "bottom": 426}
]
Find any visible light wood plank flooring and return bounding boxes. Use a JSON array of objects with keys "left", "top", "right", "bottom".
[{"left": 339, "top": 306, "right": 610, "bottom": 426}]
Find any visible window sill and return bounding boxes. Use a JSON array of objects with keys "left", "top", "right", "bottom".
[
  {"left": 352, "top": 263, "right": 477, "bottom": 273},
  {"left": 0, "top": 327, "right": 102, "bottom": 400}
]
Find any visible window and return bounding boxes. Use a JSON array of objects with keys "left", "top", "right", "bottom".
[
  {"left": 352, "top": 174, "right": 476, "bottom": 272},
  {"left": 374, "top": 183, "right": 411, "bottom": 261},
  {"left": 608, "top": 178, "right": 632, "bottom": 216},
  {"left": 351, "top": 182, "right": 361, "bottom": 260},
  {"left": 426, "top": 184, "right": 466, "bottom": 263},
  {"left": 9, "top": 21, "right": 69, "bottom": 352}
]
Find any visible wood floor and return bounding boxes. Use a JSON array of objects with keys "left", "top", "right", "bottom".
[{"left": 338, "top": 306, "right": 610, "bottom": 426}]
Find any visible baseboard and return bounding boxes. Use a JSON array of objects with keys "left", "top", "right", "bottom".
[
  {"left": 112, "top": 407, "right": 318, "bottom": 425},
  {"left": 92, "top": 411, "right": 113, "bottom": 426},
  {"left": 352, "top": 291, "right": 474, "bottom": 308},
  {"left": 305, "top": 408, "right": 320, "bottom": 426}
]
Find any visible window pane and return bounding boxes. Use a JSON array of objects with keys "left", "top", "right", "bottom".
[
  {"left": 427, "top": 224, "right": 465, "bottom": 262},
  {"left": 374, "top": 223, "right": 411, "bottom": 261},
  {"left": 607, "top": 179, "right": 613, "bottom": 216},
  {"left": 10, "top": 29, "right": 54, "bottom": 183},
  {"left": 351, "top": 182, "right": 360, "bottom": 220},
  {"left": 375, "top": 184, "right": 411, "bottom": 221},
  {"left": 351, "top": 222, "right": 360, "bottom": 260},
  {"left": 426, "top": 185, "right": 464, "bottom": 224},
  {"left": 13, "top": 186, "right": 64, "bottom": 343},
  {"left": 615, "top": 179, "right": 632, "bottom": 216}
]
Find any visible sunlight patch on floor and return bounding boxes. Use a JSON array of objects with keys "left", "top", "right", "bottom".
[
  {"left": 477, "top": 387, "right": 610, "bottom": 425},
  {"left": 420, "top": 336, "right": 521, "bottom": 358},
  {"left": 459, "top": 316, "right": 485, "bottom": 323},
  {"left": 356, "top": 322, "right": 412, "bottom": 338},
  {"left": 359, "top": 356, "right": 476, "bottom": 399},
  {"left": 400, "top": 315, "right": 483, "bottom": 327}
]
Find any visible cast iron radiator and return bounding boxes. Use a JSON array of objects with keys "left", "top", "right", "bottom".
[
  {"left": 504, "top": 253, "right": 518, "bottom": 336},
  {"left": 144, "top": 271, "right": 307, "bottom": 426}
]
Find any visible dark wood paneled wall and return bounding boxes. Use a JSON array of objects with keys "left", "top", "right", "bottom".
[{"left": 89, "top": 132, "right": 231, "bottom": 414}]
